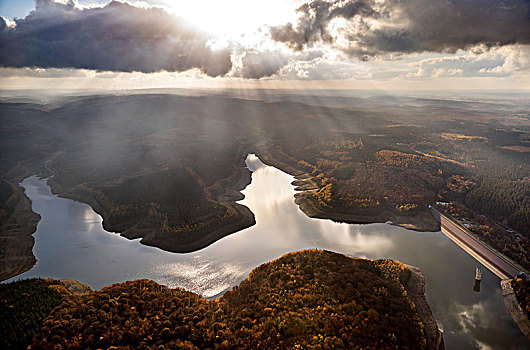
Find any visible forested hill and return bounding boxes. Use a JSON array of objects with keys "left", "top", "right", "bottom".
[{"left": 2, "top": 250, "right": 441, "bottom": 350}]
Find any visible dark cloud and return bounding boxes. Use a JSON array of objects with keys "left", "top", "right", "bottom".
[
  {"left": 0, "top": 0, "right": 232, "bottom": 76},
  {"left": 270, "top": 0, "right": 530, "bottom": 58},
  {"left": 270, "top": 0, "right": 376, "bottom": 50},
  {"left": 239, "top": 50, "right": 289, "bottom": 79}
]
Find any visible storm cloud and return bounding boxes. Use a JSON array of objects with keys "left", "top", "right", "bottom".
[
  {"left": 270, "top": 0, "right": 530, "bottom": 58},
  {"left": 0, "top": 0, "right": 232, "bottom": 76}
]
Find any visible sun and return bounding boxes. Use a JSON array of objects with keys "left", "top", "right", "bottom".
[{"left": 161, "top": 0, "right": 301, "bottom": 43}]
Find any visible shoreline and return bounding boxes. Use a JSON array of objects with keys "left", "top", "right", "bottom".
[
  {"left": 404, "top": 264, "right": 445, "bottom": 350},
  {"left": 55, "top": 189, "right": 256, "bottom": 253},
  {"left": 45, "top": 155, "right": 256, "bottom": 254},
  {"left": 137, "top": 202, "right": 255, "bottom": 253},
  {"left": 501, "top": 279, "right": 530, "bottom": 340},
  {"left": 295, "top": 192, "right": 440, "bottom": 232},
  {"left": 0, "top": 183, "right": 40, "bottom": 281},
  {"left": 3, "top": 149, "right": 442, "bottom": 282},
  {"left": 255, "top": 147, "right": 440, "bottom": 233},
  {"left": 2, "top": 149, "right": 439, "bottom": 284},
  {"left": 9, "top": 250, "right": 443, "bottom": 349}
]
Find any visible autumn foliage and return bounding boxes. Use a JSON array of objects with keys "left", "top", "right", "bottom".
[
  {"left": 0, "top": 279, "right": 67, "bottom": 350},
  {"left": 512, "top": 278, "right": 530, "bottom": 318},
  {"left": 27, "top": 250, "right": 427, "bottom": 349}
]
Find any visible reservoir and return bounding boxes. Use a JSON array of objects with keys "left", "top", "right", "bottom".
[{"left": 7, "top": 155, "right": 529, "bottom": 349}]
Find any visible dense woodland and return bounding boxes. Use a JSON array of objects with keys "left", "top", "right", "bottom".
[
  {"left": 1, "top": 279, "right": 66, "bottom": 349},
  {"left": 280, "top": 127, "right": 528, "bottom": 235},
  {"left": 21, "top": 250, "right": 427, "bottom": 350},
  {"left": 289, "top": 136, "right": 468, "bottom": 215}
]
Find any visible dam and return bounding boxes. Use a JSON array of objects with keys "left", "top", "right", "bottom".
[
  {"left": 429, "top": 206, "right": 527, "bottom": 280},
  {"left": 430, "top": 206, "right": 530, "bottom": 339}
]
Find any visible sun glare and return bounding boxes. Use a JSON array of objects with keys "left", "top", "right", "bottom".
[{"left": 162, "top": 0, "right": 300, "bottom": 43}]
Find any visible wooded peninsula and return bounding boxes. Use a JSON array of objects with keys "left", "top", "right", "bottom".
[{"left": 1, "top": 249, "right": 443, "bottom": 350}]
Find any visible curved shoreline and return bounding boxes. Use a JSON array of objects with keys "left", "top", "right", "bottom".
[
  {"left": 1, "top": 156, "right": 256, "bottom": 281},
  {"left": 10, "top": 250, "right": 443, "bottom": 349},
  {"left": 254, "top": 148, "right": 440, "bottom": 233},
  {"left": 501, "top": 279, "right": 530, "bottom": 340},
  {"left": 0, "top": 183, "right": 40, "bottom": 281},
  {"left": 2, "top": 149, "right": 441, "bottom": 282},
  {"left": 404, "top": 264, "right": 445, "bottom": 350},
  {"left": 295, "top": 192, "right": 440, "bottom": 232},
  {"left": 52, "top": 188, "right": 256, "bottom": 253},
  {"left": 46, "top": 166, "right": 256, "bottom": 253},
  {"left": 131, "top": 202, "right": 256, "bottom": 253}
]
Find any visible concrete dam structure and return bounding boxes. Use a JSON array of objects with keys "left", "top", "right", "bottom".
[{"left": 429, "top": 206, "right": 526, "bottom": 280}]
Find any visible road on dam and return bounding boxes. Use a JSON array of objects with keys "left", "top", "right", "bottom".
[{"left": 430, "top": 207, "right": 526, "bottom": 280}]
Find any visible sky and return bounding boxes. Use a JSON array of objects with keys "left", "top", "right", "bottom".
[{"left": 0, "top": 0, "right": 529, "bottom": 90}]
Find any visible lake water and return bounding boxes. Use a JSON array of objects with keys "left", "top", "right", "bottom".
[{"left": 8, "top": 154, "right": 529, "bottom": 349}]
